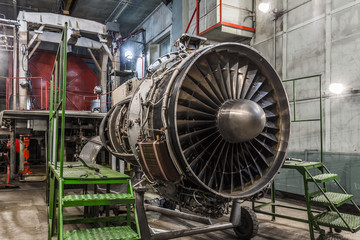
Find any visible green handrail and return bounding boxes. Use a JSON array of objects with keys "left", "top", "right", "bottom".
[
  {"left": 48, "top": 24, "right": 67, "bottom": 173},
  {"left": 59, "top": 25, "right": 67, "bottom": 178},
  {"left": 283, "top": 74, "right": 323, "bottom": 163}
]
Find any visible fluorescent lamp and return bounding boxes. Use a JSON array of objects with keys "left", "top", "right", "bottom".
[
  {"left": 258, "top": 3, "right": 270, "bottom": 13},
  {"left": 329, "top": 83, "right": 345, "bottom": 94},
  {"left": 125, "top": 50, "right": 133, "bottom": 60}
]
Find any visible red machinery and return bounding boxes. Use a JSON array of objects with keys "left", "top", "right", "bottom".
[
  {"left": 20, "top": 135, "right": 32, "bottom": 175},
  {"left": 29, "top": 51, "right": 99, "bottom": 111},
  {"left": 0, "top": 152, "right": 18, "bottom": 189},
  {"left": 6, "top": 136, "right": 32, "bottom": 175}
]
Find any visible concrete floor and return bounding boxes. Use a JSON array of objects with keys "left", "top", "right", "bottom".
[{"left": 0, "top": 180, "right": 359, "bottom": 240}]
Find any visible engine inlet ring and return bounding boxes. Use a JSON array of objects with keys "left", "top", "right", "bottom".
[{"left": 167, "top": 43, "right": 290, "bottom": 199}]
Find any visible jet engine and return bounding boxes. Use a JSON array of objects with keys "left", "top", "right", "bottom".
[{"left": 100, "top": 40, "right": 290, "bottom": 217}]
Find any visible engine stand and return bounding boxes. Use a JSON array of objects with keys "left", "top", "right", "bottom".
[{"left": 134, "top": 183, "right": 258, "bottom": 240}]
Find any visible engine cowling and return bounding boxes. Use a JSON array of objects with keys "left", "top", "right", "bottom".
[{"left": 100, "top": 42, "right": 290, "bottom": 200}]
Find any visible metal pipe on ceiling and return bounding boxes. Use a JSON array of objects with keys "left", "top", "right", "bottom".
[
  {"left": 0, "top": 2, "right": 34, "bottom": 11},
  {"left": 12, "top": 0, "right": 17, "bottom": 19},
  {"left": 0, "top": 18, "right": 19, "bottom": 25},
  {"left": 106, "top": 0, "right": 129, "bottom": 23}
]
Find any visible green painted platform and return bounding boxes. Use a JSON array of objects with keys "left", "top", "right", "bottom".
[
  {"left": 51, "top": 161, "right": 130, "bottom": 180},
  {"left": 316, "top": 211, "right": 360, "bottom": 232},
  {"left": 283, "top": 160, "right": 323, "bottom": 170},
  {"left": 63, "top": 193, "right": 135, "bottom": 207},
  {"left": 308, "top": 173, "right": 338, "bottom": 183},
  {"left": 311, "top": 192, "right": 353, "bottom": 207},
  {"left": 63, "top": 226, "right": 140, "bottom": 240}
]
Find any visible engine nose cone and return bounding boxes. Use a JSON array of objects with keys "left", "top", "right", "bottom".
[{"left": 217, "top": 99, "right": 266, "bottom": 143}]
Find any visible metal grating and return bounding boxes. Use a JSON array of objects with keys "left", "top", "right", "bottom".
[
  {"left": 283, "top": 161, "right": 323, "bottom": 169},
  {"left": 64, "top": 226, "right": 140, "bottom": 240},
  {"left": 63, "top": 193, "right": 135, "bottom": 207},
  {"left": 64, "top": 193, "right": 134, "bottom": 201},
  {"left": 311, "top": 192, "right": 353, "bottom": 207},
  {"left": 52, "top": 161, "right": 130, "bottom": 179},
  {"left": 309, "top": 173, "right": 338, "bottom": 183},
  {"left": 316, "top": 211, "right": 360, "bottom": 232}
]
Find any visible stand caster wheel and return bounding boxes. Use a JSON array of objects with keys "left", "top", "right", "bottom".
[{"left": 234, "top": 206, "right": 259, "bottom": 239}]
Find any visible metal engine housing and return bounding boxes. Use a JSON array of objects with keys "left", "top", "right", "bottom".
[{"left": 100, "top": 42, "right": 290, "bottom": 203}]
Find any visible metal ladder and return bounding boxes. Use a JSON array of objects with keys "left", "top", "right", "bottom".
[
  {"left": 253, "top": 159, "right": 360, "bottom": 240},
  {"left": 301, "top": 160, "right": 360, "bottom": 239},
  {"left": 47, "top": 24, "right": 140, "bottom": 240}
]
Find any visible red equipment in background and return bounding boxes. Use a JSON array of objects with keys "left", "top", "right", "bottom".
[
  {"left": 0, "top": 152, "right": 18, "bottom": 189},
  {"left": 6, "top": 136, "right": 32, "bottom": 175},
  {"left": 20, "top": 135, "right": 32, "bottom": 175},
  {"left": 29, "top": 51, "right": 99, "bottom": 111},
  {"left": 7, "top": 138, "right": 20, "bottom": 153}
]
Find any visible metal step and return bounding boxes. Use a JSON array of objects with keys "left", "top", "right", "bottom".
[
  {"left": 316, "top": 211, "right": 360, "bottom": 232},
  {"left": 63, "top": 193, "right": 135, "bottom": 207},
  {"left": 308, "top": 173, "right": 338, "bottom": 183},
  {"left": 63, "top": 215, "right": 127, "bottom": 225},
  {"left": 283, "top": 160, "right": 323, "bottom": 170},
  {"left": 64, "top": 226, "right": 140, "bottom": 240},
  {"left": 311, "top": 192, "right": 353, "bottom": 207}
]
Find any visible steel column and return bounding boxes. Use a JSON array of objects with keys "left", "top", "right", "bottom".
[
  {"left": 12, "top": 25, "right": 17, "bottom": 110},
  {"left": 271, "top": 181, "right": 276, "bottom": 221},
  {"left": 99, "top": 50, "right": 108, "bottom": 112},
  {"left": 9, "top": 126, "right": 16, "bottom": 179},
  {"left": 19, "top": 137, "right": 24, "bottom": 171},
  {"left": 18, "top": 19, "right": 28, "bottom": 110},
  {"left": 196, "top": 0, "right": 200, "bottom": 35}
]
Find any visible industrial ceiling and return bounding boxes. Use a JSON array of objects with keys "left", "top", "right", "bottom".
[{"left": 0, "top": 0, "right": 163, "bottom": 35}]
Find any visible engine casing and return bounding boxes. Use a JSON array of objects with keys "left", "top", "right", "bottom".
[{"left": 100, "top": 43, "right": 290, "bottom": 203}]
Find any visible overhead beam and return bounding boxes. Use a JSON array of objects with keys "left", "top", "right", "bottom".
[
  {"left": 98, "top": 34, "right": 114, "bottom": 62},
  {"left": 17, "top": 11, "right": 106, "bottom": 35},
  {"left": 106, "top": 0, "right": 129, "bottom": 23},
  {"left": 29, "top": 31, "right": 103, "bottom": 49},
  {"left": 87, "top": 48, "right": 101, "bottom": 72},
  {"left": 27, "top": 24, "right": 44, "bottom": 48},
  {"left": 28, "top": 40, "right": 41, "bottom": 59}
]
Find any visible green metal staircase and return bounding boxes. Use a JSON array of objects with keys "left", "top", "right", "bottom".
[
  {"left": 47, "top": 24, "right": 140, "bottom": 240},
  {"left": 253, "top": 159, "right": 360, "bottom": 240},
  {"left": 299, "top": 160, "right": 360, "bottom": 236},
  {"left": 253, "top": 75, "right": 360, "bottom": 239}
]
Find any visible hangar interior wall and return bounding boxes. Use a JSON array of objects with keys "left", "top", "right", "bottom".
[
  {"left": 253, "top": 0, "right": 360, "bottom": 200},
  {"left": 122, "top": 0, "right": 360, "bottom": 201}
]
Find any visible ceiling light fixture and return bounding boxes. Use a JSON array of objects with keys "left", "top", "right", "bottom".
[
  {"left": 329, "top": 83, "right": 345, "bottom": 94},
  {"left": 125, "top": 50, "right": 133, "bottom": 60},
  {"left": 258, "top": 2, "right": 270, "bottom": 13}
]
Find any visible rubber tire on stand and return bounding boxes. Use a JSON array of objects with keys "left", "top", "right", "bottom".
[{"left": 234, "top": 206, "right": 259, "bottom": 239}]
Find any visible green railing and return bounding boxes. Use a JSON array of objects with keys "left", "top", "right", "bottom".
[
  {"left": 47, "top": 23, "right": 67, "bottom": 240},
  {"left": 282, "top": 74, "right": 323, "bottom": 163},
  {"left": 46, "top": 24, "right": 141, "bottom": 240},
  {"left": 48, "top": 23, "right": 67, "bottom": 175}
]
